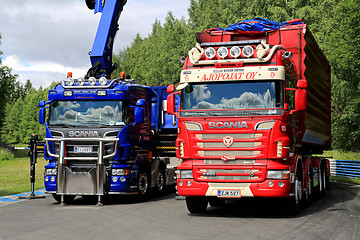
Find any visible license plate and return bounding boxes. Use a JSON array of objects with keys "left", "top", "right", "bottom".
[
  {"left": 217, "top": 189, "right": 241, "bottom": 198},
  {"left": 74, "top": 146, "right": 92, "bottom": 153}
]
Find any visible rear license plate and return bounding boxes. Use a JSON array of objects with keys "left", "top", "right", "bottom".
[
  {"left": 217, "top": 189, "right": 241, "bottom": 198},
  {"left": 74, "top": 146, "right": 92, "bottom": 153}
]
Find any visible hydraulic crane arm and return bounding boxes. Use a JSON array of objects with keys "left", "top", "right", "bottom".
[{"left": 86, "top": 0, "right": 127, "bottom": 78}]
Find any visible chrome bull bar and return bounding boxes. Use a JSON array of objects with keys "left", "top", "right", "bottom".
[{"left": 45, "top": 137, "right": 119, "bottom": 196}]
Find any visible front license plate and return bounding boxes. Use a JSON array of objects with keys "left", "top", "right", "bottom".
[
  {"left": 74, "top": 146, "right": 92, "bottom": 153},
  {"left": 217, "top": 189, "right": 241, "bottom": 198}
]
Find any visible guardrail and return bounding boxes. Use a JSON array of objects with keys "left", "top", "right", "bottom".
[{"left": 329, "top": 159, "right": 360, "bottom": 178}]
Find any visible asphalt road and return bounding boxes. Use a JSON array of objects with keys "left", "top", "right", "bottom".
[{"left": 0, "top": 182, "right": 359, "bottom": 240}]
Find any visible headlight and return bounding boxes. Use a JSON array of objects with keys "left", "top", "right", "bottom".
[
  {"left": 99, "top": 77, "right": 107, "bottom": 86},
  {"left": 205, "top": 47, "right": 216, "bottom": 59},
  {"left": 112, "top": 169, "right": 129, "bottom": 176},
  {"left": 88, "top": 77, "right": 96, "bottom": 86},
  {"left": 65, "top": 78, "right": 74, "bottom": 86},
  {"left": 217, "top": 47, "right": 228, "bottom": 59},
  {"left": 177, "top": 170, "right": 193, "bottom": 179},
  {"left": 45, "top": 168, "right": 57, "bottom": 175},
  {"left": 77, "top": 77, "right": 85, "bottom": 86},
  {"left": 243, "top": 45, "right": 254, "bottom": 58},
  {"left": 267, "top": 170, "right": 290, "bottom": 180},
  {"left": 230, "top": 46, "right": 241, "bottom": 58}
]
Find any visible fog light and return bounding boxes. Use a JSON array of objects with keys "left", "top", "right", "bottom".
[
  {"left": 179, "top": 181, "right": 183, "bottom": 186},
  {"left": 278, "top": 181, "right": 284, "bottom": 187},
  {"left": 243, "top": 45, "right": 254, "bottom": 58},
  {"left": 120, "top": 177, "right": 126, "bottom": 182},
  {"left": 217, "top": 47, "right": 228, "bottom": 59},
  {"left": 268, "top": 181, "right": 274, "bottom": 187},
  {"left": 187, "top": 181, "right": 192, "bottom": 186},
  {"left": 112, "top": 177, "right": 118, "bottom": 183},
  {"left": 88, "top": 77, "right": 96, "bottom": 86},
  {"left": 99, "top": 77, "right": 107, "bottom": 86},
  {"left": 205, "top": 47, "right": 216, "bottom": 59},
  {"left": 45, "top": 177, "right": 49, "bottom": 182},
  {"left": 66, "top": 78, "right": 74, "bottom": 86},
  {"left": 50, "top": 177, "right": 55, "bottom": 182},
  {"left": 77, "top": 77, "right": 85, "bottom": 86}
]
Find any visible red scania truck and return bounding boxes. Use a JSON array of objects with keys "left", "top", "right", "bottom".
[{"left": 166, "top": 18, "right": 331, "bottom": 213}]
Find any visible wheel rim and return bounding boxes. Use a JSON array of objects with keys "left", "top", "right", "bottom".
[
  {"left": 138, "top": 172, "right": 148, "bottom": 195},
  {"left": 295, "top": 177, "right": 302, "bottom": 205},
  {"left": 156, "top": 171, "right": 164, "bottom": 192}
]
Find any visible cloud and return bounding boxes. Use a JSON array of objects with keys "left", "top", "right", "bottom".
[{"left": 0, "top": 0, "right": 190, "bottom": 89}]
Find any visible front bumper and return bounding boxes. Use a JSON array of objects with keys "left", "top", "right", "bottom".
[{"left": 177, "top": 179, "right": 291, "bottom": 198}]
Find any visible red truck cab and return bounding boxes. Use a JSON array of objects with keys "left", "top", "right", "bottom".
[{"left": 167, "top": 19, "right": 331, "bottom": 213}]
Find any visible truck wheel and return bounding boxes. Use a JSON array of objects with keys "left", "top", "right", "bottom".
[
  {"left": 137, "top": 169, "right": 150, "bottom": 198},
  {"left": 185, "top": 196, "right": 208, "bottom": 214},
  {"left": 208, "top": 197, "right": 225, "bottom": 207},
  {"left": 304, "top": 168, "right": 313, "bottom": 206},
  {"left": 289, "top": 169, "right": 303, "bottom": 214},
  {"left": 319, "top": 163, "right": 327, "bottom": 196},
  {"left": 155, "top": 167, "right": 166, "bottom": 194}
]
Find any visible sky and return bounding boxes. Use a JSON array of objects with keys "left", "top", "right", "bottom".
[{"left": 0, "top": 0, "right": 190, "bottom": 89}]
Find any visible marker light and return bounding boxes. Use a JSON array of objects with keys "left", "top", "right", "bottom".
[
  {"left": 77, "top": 77, "right": 85, "bottom": 86},
  {"left": 230, "top": 46, "right": 241, "bottom": 58},
  {"left": 66, "top": 78, "right": 74, "bottom": 86},
  {"left": 205, "top": 47, "right": 216, "bottom": 59},
  {"left": 99, "top": 77, "right": 107, "bottom": 86},
  {"left": 88, "top": 77, "right": 96, "bottom": 86},
  {"left": 243, "top": 45, "right": 254, "bottom": 58},
  {"left": 217, "top": 47, "right": 228, "bottom": 59}
]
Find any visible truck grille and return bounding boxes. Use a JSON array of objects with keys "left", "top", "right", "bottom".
[
  {"left": 193, "top": 166, "right": 266, "bottom": 182},
  {"left": 195, "top": 133, "right": 264, "bottom": 158}
]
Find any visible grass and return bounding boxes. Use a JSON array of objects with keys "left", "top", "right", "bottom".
[
  {"left": 322, "top": 150, "right": 360, "bottom": 161},
  {"left": 0, "top": 149, "right": 47, "bottom": 197},
  {"left": 330, "top": 176, "right": 360, "bottom": 185}
]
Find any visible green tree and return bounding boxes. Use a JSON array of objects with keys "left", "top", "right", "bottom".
[{"left": 0, "top": 34, "right": 17, "bottom": 129}]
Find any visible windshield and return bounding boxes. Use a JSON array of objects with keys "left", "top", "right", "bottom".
[
  {"left": 49, "top": 100, "right": 125, "bottom": 127},
  {"left": 180, "top": 81, "right": 283, "bottom": 117}
]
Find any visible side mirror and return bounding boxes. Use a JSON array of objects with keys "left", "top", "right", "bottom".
[
  {"left": 39, "top": 108, "right": 46, "bottom": 125},
  {"left": 167, "top": 84, "right": 175, "bottom": 94},
  {"left": 134, "top": 99, "right": 145, "bottom": 124},
  {"left": 295, "top": 88, "right": 307, "bottom": 111},
  {"left": 297, "top": 79, "right": 308, "bottom": 89},
  {"left": 39, "top": 100, "right": 46, "bottom": 107},
  {"left": 167, "top": 93, "right": 176, "bottom": 115},
  {"left": 134, "top": 107, "right": 144, "bottom": 124}
]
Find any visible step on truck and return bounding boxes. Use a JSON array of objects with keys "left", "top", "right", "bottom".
[
  {"left": 38, "top": 0, "right": 180, "bottom": 205},
  {"left": 166, "top": 18, "right": 331, "bottom": 213}
]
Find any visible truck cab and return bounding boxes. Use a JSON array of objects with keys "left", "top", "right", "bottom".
[{"left": 40, "top": 76, "right": 179, "bottom": 204}]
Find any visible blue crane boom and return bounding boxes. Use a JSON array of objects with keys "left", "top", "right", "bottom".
[{"left": 86, "top": 0, "right": 127, "bottom": 78}]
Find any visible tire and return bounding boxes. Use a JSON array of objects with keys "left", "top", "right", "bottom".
[
  {"left": 155, "top": 167, "right": 166, "bottom": 194},
  {"left": 185, "top": 196, "right": 208, "bottom": 214},
  {"left": 52, "top": 194, "right": 75, "bottom": 204},
  {"left": 137, "top": 168, "right": 150, "bottom": 199},
  {"left": 304, "top": 168, "right": 313, "bottom": 206},
  {"left": 319, "top": 163, "right": 327, "bottom": 196},
  {"left": 208, "top": 197, "right": 225, "bottom": 208},
  {"left": 289, "top": 169, "right": 303, "bottom": 214}
]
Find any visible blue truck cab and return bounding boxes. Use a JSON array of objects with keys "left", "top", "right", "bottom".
[{"left": 39, "top": 76, "right": 179, "bottom": 204}]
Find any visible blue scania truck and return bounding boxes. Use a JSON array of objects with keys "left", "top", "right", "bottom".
[{"left": 38, "top": 0, "right": 180, "bottom": 205}]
